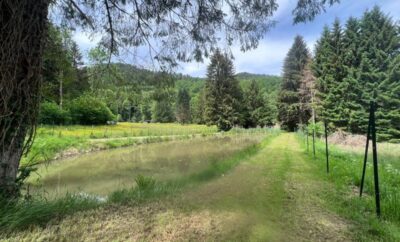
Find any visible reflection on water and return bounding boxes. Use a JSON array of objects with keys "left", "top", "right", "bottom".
[{"left": 29, "top": 134, "right": 263, "bottom": 196}]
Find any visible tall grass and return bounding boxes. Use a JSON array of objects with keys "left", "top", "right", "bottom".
[
  {"left": 0, "top": 195, "right": 100, "bottom": 233},
  {"left": 297, "top": 132, "right": 400, "bottom": 241},
  {"left": 37, "top": 122, "right": 218, "bottom": 139}
]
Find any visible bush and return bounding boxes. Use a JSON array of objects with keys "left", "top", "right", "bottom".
[
  {"left": 39, "top": 102, "right": 71, "bottom": 125},
  {"left": 69, "top": 95, "right": 115, "bottom": 125}
]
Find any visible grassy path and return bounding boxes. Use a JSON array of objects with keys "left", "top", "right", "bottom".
[{"left": 6, "top": 133, "right": 352, "bottom": 241}]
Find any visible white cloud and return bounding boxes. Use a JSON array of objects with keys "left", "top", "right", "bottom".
[
  {"left": 231, "top": 39, "right": 291, "bottom": 75},
  {"left": 72, "top": 31, "right": 101, "bottom": 53},
  {"left": 178, "top": 38, "right": 295, "bottom": 77}
]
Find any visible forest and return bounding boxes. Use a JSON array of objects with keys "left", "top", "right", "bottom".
[
  {"left": 278, "top": 6, "right": 400, "bottom": 142},
  {"left": 1, "top": 1, "right": 400, "bottom": 241},
  {"left": 39, "top": 27, "right": 280, "bottom": 130}
]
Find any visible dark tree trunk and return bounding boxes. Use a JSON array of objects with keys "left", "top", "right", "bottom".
[{"left": 0, "top": 1, "right": 49, "bottom": 196}]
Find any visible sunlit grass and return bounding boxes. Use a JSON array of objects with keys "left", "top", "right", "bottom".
[
  {"left": 297, "top": 132, "right": 400, "bottom": 241},
  {"left": 22, "top": 123, "right": 219, "bottom": 166},
  {"left": 36, "top": 122, "right": 218, "bottom": 139}
]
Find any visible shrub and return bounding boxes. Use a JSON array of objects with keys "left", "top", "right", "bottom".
[
  {"left": 69, "top": 95, "right": 115, "bottom": 125},
  {"left": 39, "top": 102, "right": 71, "bottom": 125}
]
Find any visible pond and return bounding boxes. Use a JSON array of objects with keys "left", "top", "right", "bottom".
[{"left": 28, "top": 134, "right": 264, "bottom": 197}]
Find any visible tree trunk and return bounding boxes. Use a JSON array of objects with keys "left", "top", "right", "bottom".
[
  {"left": 59, "top": 71, "right": 64, "bottom": 109},
  {"left": 0, "top": 0, "right": 49, "bottom": 196}
]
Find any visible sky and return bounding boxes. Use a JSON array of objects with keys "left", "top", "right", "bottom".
[{"left": 73, "top": 0, "right": 400, "bottom": 77}]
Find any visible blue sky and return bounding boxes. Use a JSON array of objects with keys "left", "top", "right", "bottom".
[{"left": 73, "top": 0, "right": 400, "bottom": 77}]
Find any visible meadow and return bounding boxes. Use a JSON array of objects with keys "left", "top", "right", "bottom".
[{"left": 23, "top": 123, "right": 218, "bottom": 166}]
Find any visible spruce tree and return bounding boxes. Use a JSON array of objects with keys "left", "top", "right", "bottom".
[
  {"left": 152, "top": 89, "right": 175, "bottom": 123},
  {"left": 314, "top": 20, "right": 348, "bottom": 127},
  {"left": 244, "top": 80, "right": 276, "bottom": 127},
  {"left": 244, "top": 80, "right": 263, "bottom": 128},
  {"left": 204, "top": 50, "right": 243, "bottom": 131},
  {"left": 342, "top": 17, "right": 363, "bottom": 132},
  {"left": 278, "top": 35, "right": 310, "bottom": 131},
  {"left": 192, "top": 90, "right": 206, "bottom": 124},
  {"left": 153, "top": 99, "right": 175, "bottom": 123},
  {"left": 313, "top": 7, "right": 400, "bottom": 141},
  {"left": 378, "top": 55, "right": 400, "bottom": 142},
  {"left": 176, "top": 88, "right": 191, "bottom": 124},
  {"left": 357, "top": 7, "right": 400, "bottom": 138}
]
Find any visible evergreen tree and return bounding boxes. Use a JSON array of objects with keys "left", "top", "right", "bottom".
[
  {"left": 42, "top": 25, "right": 76, "bottom": 105},
  {"left": 69, "top": 42, "right": 90, "bottom": 98},
  {"left": 340, "top": 17, "right": 364, "bottom": 132},
  {"left": 278, "top": 35, "right": 310, "bottom": 131},
  {"left": 258, "top": 94, "right": 277, "bottom": 127},
  {"left": 314, "top": 20, "right": 348, "bottom": 127},
  {"left": 204, "top": 50, "right": 243, "bottom": 131},
  {"left": 142, "top": 102, "right": 152, "bottom": 122},
  {"left": 378, "top": 55, "right": 400, "bottom": 142},
  {"left": 313, "top": 7, "right": 400, "bottom": 141},
  {"left": 244, "top": 80, "right": 275, "bottom": 127},
  {"left": 192, "top": 90, "right": 206, "bottom": 124},
  {"left": 244, "top": 80, "right": 263, "bottom": 127},
  {"left": 153, "top": 99, "right": 175, "bottom": 123},
  {"left": 358, "top": 7, "right": 400, "bottom": 138},
  {"left": 152, "top": 88, "right": 175, "bottom": 123},
  {"left": 176, "top": 88, "right": 191, "bottom": 124}
]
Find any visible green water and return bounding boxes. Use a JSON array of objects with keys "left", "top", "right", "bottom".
[{"left": 29, "top": 135, "right": 263, "bottom": 197}]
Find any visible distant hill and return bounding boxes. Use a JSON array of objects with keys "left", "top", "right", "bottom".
[
  {"left": 235, "top": 72, "right": 282, "bottom": 96},
  {"left": 99, "top": 63, "right": 281, "bottom": 98}
]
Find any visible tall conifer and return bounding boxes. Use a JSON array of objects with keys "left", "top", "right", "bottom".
[
  {"left": 204, "top": 50, "right": 243, "bottom": 131},
  {"left": 278, "top": 35, "right": 310, "bottom": 131}
]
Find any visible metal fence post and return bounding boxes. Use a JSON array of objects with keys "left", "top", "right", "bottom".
[{"left": 324, "top": 121, "right": 329, "bottom": 173}]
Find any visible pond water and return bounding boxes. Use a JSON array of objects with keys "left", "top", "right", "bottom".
[{"left": 28, "top": 134, "right": 264, "bottom": 197}]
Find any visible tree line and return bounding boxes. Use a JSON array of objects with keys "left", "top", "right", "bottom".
[
  {"left": 39, "top": 26, "right": 278, "bottom": 130},
  {"left": 278, "top": 6, "right": 400, "bottom": 142},
  {"left": 0, "top": 0, "right": 338, "bottom": 196}
]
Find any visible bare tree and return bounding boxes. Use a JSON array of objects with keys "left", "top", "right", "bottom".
[
  {"left": 299, "top": 58, "right": 317, "bottom": 125},
  {"left": 0, "top": 0, "right": 339, "bottom": 196}
]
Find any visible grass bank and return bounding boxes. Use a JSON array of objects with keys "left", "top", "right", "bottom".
[
  {"left": 1, "top": 131, "right": 277, "bottom": 235},
  {"left": 23, "top": 123, "right": 219, "bottom": 166},
  {"left": 297, "top": 132, "right": 400, "bottom": 241}
]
